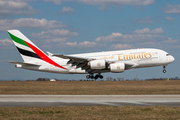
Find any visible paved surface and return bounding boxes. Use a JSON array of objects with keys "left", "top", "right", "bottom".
[{"left": 0, "top": 95, "right": 180, "bottom": 107}]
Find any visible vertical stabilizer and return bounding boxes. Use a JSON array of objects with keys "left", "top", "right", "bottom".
[
  {"left": 8, "top": 30, "right": 67, "bottom": 70},
  {"left": 8, "top": 30, "right": 45, "bottom": 62}
]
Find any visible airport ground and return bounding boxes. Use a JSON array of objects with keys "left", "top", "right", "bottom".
[
  {"left": 1, "top": 106, "right": 180, "bottom": 120},
  {"left": 0, "top": 80, "right": 180, "bottom": 95},
  {"left": 1, "top": 80, "right": 180, "bottom": 119}
]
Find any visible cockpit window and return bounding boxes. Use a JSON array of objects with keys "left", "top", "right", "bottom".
[{"left": 166, "top": 54, "right": 170, "bottom": 56}]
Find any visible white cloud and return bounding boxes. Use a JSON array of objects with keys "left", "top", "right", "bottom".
[
  {"left": 165, "top": 16, "right": 175, "bottom": 21},
  {"left": 137, "top": 16, "right": 160, "bottom": 23},
  {"left": 78, "top": 41, "right": 96, "bottom": 47},
  {"left": 151, "top": 28, "right": 164, "bottom": 34},
  {"left": 99, "top": 27, "right": 179, "bottom": 49},
  {"left": 62, "top": 7, "right": 75, "bottom": 14},
  {"left": 164, "top": 4, "right": 180, "bottom": 14},
  {"left": 30, "top": 27, "right": 179, "bottom": 49},
  {"left": 45, "top": 0, "right": 155, "bottom": 12},
  {"left": 0, "top": 0, "right": 36, "bottom": 16},
  {"left": 31, "top": 29, "right": 97, "bottom": 48},
  {"left": 44, "top": 0, "right": 62, "bottom": 4},
  {"left": 0, "top": 18, "right": 66, "bottom": 31},
  {"left": 139, "top": 37, "right": 178, "bottom": 49},
  {"left": 95, "top": 33, "right": 123, "bottom": 42},
  {"left": 133, "top": 27, "right": 164, "bottom": 34},
  {"left": 46, "top": 38, "right": 67, "bottom": 43},
  {"left": 66, "top": 41, "right": 77, "bottom": 46},
  {"left": 98, "top": 5, "right": 109, "bottom": 11},
  {"left": 31, "top": 29, "right": 98, "bottom": 48},
  {"left": 31, "top": 29, "right": 78, "bottom": 38},
  {"left": 140, "top": 41, "right": 157, "bottom": 46},
  {"left": 93, "top": 27, "right": 175, "bottom": 49},
  {"left": 161, "top": 38, "right": 177, "bottom": 44},
  {"left": 44, "top": 0, "right": 74, "bottom": 4},
  {"left": 94, "top": 30, "right": 165, "bottom": 43},
  {"left": 110, "top": 44, "right": 133, "bottom": 50},
  {"left": 65, "top": 41, "right": 96, "bottom": 48},
  {"left": 31, "top": 29, "right": 79, "bottom": 43},
  {"left": 78, "top": 0, "right": 155, "bottom": 6},
  {"left": 133, "top": 28, "right": 151, "bottom": 34},
  {"left": 45, "top": 0, "right": 155, "bottom": 6},
  {"left": 0, "top": 39, "right": 13, "bottom": 46}
]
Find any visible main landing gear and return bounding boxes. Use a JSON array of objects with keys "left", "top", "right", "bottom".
[
  {"left": 163, "top": 66, "right": 166, "bottom": 73},
  {"left": 86, "top": 74, "right": 103, "bottom": 80}
]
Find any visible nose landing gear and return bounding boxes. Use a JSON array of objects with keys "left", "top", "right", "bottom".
[
  {"left": 86, "top": 73, "right": 103, "bottom": 80},
  {"left": 163, "top": 66, "right": 166, "bottom": 73}
]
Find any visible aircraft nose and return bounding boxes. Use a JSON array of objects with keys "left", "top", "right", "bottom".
[
  {"left": 172, "top": 56, "right": 175, "bottom": 62},
  {"left": 170, "top": 55, "right": 175, "bottom": 63}
]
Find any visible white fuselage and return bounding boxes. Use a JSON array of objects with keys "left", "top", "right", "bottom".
[
  {"left": 19, "top": 48, "right": 175, "bottom": 74},
  {"left": 7, "top": 30, "right": 175, "bottom": 79}
]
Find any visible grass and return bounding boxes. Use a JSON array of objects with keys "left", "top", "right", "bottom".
[
  {"left": 1, "top": 80, "right": 180, "bottom": 119},
  {"left": 0, "top": 106, "right": 180, "bottom": 120},
  {"left": 0, "top": 80, "right": 180, "bottom": 95}
]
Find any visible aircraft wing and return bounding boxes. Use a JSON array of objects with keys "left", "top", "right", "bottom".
[
  {"left": 53, "top": 54, "right": 97, "bottom": 72},
  {"left": 53, "top": 54, "right": 90, "bottom": 61},
  {"left": 6, "top": 61, "right": 41, "bottom": 67},
  {"left": 53, "top": 54, "right": 134, "bottom": 73}
]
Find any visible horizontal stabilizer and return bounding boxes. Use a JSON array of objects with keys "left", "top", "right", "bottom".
[{"left": 6, "top": 61, "right": 40, "bottom": 67}]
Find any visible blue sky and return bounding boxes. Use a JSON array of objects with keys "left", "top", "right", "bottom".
[{"left": 0, "top": 0, "right": 180, "bottom": 80}]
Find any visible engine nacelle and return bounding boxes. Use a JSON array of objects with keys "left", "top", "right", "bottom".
[
  {"left": 89, "top": 60, "right": 106, "bottom": 69},
  {"left": 110, "top": 63, "right": 125, "bottom": 73}
]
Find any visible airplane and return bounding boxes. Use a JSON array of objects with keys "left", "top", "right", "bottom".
[{"left": 7, "top": 30, "right": 175, "bottom": 79}]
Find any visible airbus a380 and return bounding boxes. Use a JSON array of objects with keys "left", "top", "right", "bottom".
[{"left": 7, "top": 30, "right": 175, "bottom": 79}]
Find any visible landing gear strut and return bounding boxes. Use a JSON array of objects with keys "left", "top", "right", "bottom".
[
  {"left": 163, "top": 66, "right": 166, "bottom": 73},
  {"left": 86, "top": 73, "right": 103, "bottom": 80}
]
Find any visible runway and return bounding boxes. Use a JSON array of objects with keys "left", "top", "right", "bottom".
[{"left": 0, "top": 95, "right": 180, "bottom": 107}]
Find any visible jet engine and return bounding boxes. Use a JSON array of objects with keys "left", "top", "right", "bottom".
[
  {"left": 89, "top": 60, "right": 106, "bottom": 69},
  {"left": 110, "top": 63, "right": 125, "bottom": 72}
]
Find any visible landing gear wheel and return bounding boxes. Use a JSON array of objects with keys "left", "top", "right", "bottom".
[
  {"left": 100, "top": 75, "right": 103, "bottom": 79},
  {"left": 86, "top": 74, "right": 94, "bottom": 79},
  {"left": 163, "top": 66, "right": 166, "bottom": 73},
  {"left": 90, "top": 76, "right": 94, "bottom": 79},
  {"left": 86, "top": 74, "right": 103, "bottom": 80},
  {"left": 94, "top": 74, "right": 103, "bottom": 80},
  {"left": 86, "top": 75, "right": 90, "bottom": 79},
  {"left": 95, "top": 75, "right": 99, "bottom": 79}
]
